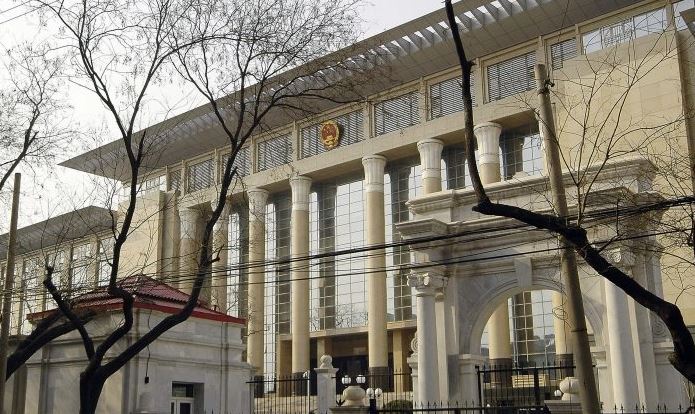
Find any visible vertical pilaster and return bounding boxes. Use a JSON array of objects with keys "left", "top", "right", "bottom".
[
  {"left": 290, "top": 176, "right": 312, "bottom": 377},
  {"left": 605, "top": 248, "right": 639, "bottom": 409},
  {"left": 474, "top": 122, "right": 512, "bottom": 370},
  {"left": 408, "top": 271, "right": 447, "bottom": 405},
  {"left": 417, "top": 139, "right": 444, "bottom": 194},
  {"left": 210, "top": 201, "right": 231, "bottom": 309},
  {"left": 178, "top": 207, "right": 200, "bottom": 292},
  {"left": 362, "top": 155, "right": 389, "bottom": 373},
  {"left": 247, "top": 188, "right": 269, "bottom": 377}
]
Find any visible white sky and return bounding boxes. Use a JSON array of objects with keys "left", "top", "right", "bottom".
[{"left": 0, "top": 1, "right": 445, "bottom": 231}]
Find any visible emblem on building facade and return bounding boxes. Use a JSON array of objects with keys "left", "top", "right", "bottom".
[{"left": 320, "top": 120, "right": 340, "bottom": 150}]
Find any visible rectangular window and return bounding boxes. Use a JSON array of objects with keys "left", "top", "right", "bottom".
[
  {"left": 675, "top": 0, "right": 695, "bottom": 31},
  {"left": 141, "top": 175, "right": 165, "bottom": 192},
  {"left": 550, "top": 38, "right": 578, "bottom": 70},
  {"left": 374, "top": 91, "right": 420, "bottom": 136},
  {"left": 442, "top": 146, "right": 472, "bottom": 190},
  {"left": 22, "top": 258, "right": 42, "bottom": 322},
  {"left": 487, "top": 51, "right": 537, "bottom": 102},
  {"left": 500, "top": 125, "right": 543, "bottom": 180},
  {"left": 70, "top": 243, "right": 93, "bottom": 294},
  {"left": 168, "top": 170, "right": 181, "bottom": 192},
  {"left": 97, "top": 238, "right": 114, "bottom": 287},
  {"left": 221, "top": 146, "right": 251, "bottom": 179},
  {"left": 258, "top": 134, "right": 292, "bottom": 171},
  {"left": 583, "top": 8, "right": 667, "bottom": 54},
  {"left": 430, "top": 75, "right": 476, "bottom": 120},
  {"left": 187, "top": 158, "right": 214, "bottom": 193},
  {"left": 300, "top": 110, "right": 364, "bottom": 159}
]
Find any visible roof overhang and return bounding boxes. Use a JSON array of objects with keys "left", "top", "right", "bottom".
[{"left": 60, "top": 0, "right": 639, "bottom": 180}]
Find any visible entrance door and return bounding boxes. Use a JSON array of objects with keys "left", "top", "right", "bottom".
[{"left": 170, "top": 397, "right": 194, "bottom": 414}]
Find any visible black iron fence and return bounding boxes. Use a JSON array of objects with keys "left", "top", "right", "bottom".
[
  {"left": 247, "top": 374, "right": 314, "bottom": 414},
  {"left": 476, "top": 363, "right": 574, "bottom": 408},
  {"left": 375, "top": 401, "right": 549, "bottom": 413}
]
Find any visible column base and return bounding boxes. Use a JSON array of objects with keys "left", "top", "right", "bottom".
[
  {"left": 554, "top": 353, "right": 575, "bottom": 378},
  {"left": 368, "top": 366, "right": 391, "bottom": 392},
  {"left": 488, "top": 357, "right": 513, "bottom": 388},
  {"left": 291, "top": 371, "right": 309, "bottom": 396}
]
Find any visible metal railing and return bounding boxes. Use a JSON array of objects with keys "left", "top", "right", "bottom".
[
  {"left": 476, "top": 363, "right": 574, "bottom": 408},
  {"left": 247, "top": 372, "right": 314, "bottom": 414}
]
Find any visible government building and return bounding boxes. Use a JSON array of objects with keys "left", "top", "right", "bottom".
[{"left": 2, "top": 0, "right": 695, "bottom": 411}]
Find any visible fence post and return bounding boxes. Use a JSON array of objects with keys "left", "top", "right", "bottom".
[
  {"left": 475, "top": 365, "right": 483, "bottom": 408},
  {"left": 315, "top": 355, "right": 339, "bottom": 414},
  {"left": 533, "top": 366, "right": 541, "bottom": 408}
]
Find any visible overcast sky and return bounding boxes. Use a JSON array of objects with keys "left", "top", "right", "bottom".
[{"left": 0, "top": 1, "right": 446, "bottom": 231}]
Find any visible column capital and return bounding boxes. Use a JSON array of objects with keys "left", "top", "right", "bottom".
[
  {"left": 362, "top": 155, "right": 387, "bottom": 193},
  {"left": 407, "top": 271, "right": 448, "bottom": 296},
  {"left": 211, "top": 198, "right": 232, "bottom": 218},
  {"left": 416, "top": 139, "right": 444, "bottom": 183},
  {"left": 474, "top": 122, "right": 502, "bottom": 166},
  {"left": 607, "top": 247, "right": 636, "bottom": 272},
  {"left": 289, "top": 175, "right": 312, "bottom": 211},
  {"left": 247, "top": 187, "right": 269, "bottom": 217}
]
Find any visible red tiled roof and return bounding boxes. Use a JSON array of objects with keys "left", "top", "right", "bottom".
[{"left": 29, "top": 275, "right": 245, "bottom": 325}]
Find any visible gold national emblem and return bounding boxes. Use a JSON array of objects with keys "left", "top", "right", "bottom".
[{"left": 320, "top": 120, "right": 340, "bottom": 150}]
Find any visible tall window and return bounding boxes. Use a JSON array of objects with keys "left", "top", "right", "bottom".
[
  {"left": 385, "top": 162, "right": 422, "bottom": 322},
  {"left": 222, "top": 146, "right": 251, "bottom": 178},
  {"left": 374, "top": 91, "right": 420, "bottom": 136},
  {"left": 187, "top": 158, "right": 214, "bottom": 192},
  {"left": 258, "top": 134, "right": 292, "bottom": 171},
  {"left": 442, "top": 146, "right": 472, "bottom": 190},
  {"left": 97, "top": 238, "right": 114, "bottom": 287},
  {"left": 487, "top": 51, "right": 536, "bottom": 102},
  {"left": 430, "top": 75, "right": 476, "bottom": 119},
  {"left": 264, "top": 194, "right": 291, "bottom": 376},
  {"left": 500, "top": 125, "right": 543, "bottom": 180},
  {"left": 70, "top": 243, "right": 93, "bottom": 295},
  {"left": 583, "top": 8, "right": 667, "bottom": 54},
  {"left": 21, "top": 258, "right": 42, "bottom": 334},
  {"left": 310, "top": 180, "right": 367, "bottom": 331}
]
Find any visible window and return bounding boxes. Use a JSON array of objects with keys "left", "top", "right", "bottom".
[
  {"left": 430, "top": 75, "right": 476, "bottom": 119},
  {"left": 675, "top": 0, "right": 695, "bottom": 31},
  {"left": 258, "top": 134, "right": 292, "bottom": 171},
  {"left": 550, "top": 38, "right": 578, "bottom": 70},
  {"left": 97, "top": 238, "right": 114, "bottom": 287},
  {"left": 21, "top": 258, "right": 42, "bottom": 333},
  {"left": 583, "top": 8, "right": 667, "bottom": 54},
  {"left": 301, "top": 110, "right": 364, "bottom": 159},
  {"left": 500, "top": 125, "right": 543, "bottom": 180},
  {"left": 142, "top": 175, "right": 165, "bottom": 192},
  {"left": 187, "top": 158, "right": 214, "bottom": 192},
  {"left": 70, "top": 243, "right": 93, "bottom": 294},
  {"left": 442, "top": 146, "right": 472, "bottom": 190},
  {"left": 487, "top": 51, "right": 536, "bottom": 102},
  {"left": 221, "top": 146, "right": 251, "bottom": 179},
  {"left": 168, "top": 170, "right": 181, "bottom": 192},
  {"left": 374, "top": 91, "right": 420, "bottom": 136}
]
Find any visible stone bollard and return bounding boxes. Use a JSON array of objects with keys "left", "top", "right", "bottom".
[
  {"left": 315, "top": 355, "right": 339, "bottom": 414},
  {"left": 407, "top": 337, "right": 419, "bottom": 403}
]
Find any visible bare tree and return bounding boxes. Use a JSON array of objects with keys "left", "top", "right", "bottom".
[
  {"left": 443, "top": 0, "right": 695, "bottom": 385},
  {"left": 3, "top": 0, "right": 366, "bottom": 412}
]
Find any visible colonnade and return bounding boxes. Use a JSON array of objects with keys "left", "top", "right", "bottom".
[{"left": 172, "top": 122, "right": 576, "bottom": 388}]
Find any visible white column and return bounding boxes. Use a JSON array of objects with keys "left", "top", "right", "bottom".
[
  {"left": 408, "top": 271, "right": 447, "bottom": 405},
  {"left": 178, "top": 207, "right": 200, "bottom": 293},
  {"left": 605, "top": 249, "right": 639, "bottom": 409},
  {"left": 474, "top": 122, "right": 502, "bottom": 184},
  {"left": 362, "top": 155, "right": 389, "bottom": 372},
  {"left": 474, "top": 122, "right": 512, "bottom": 368},
  {"left": 247, "top": 188, "right": 269, "bottom": 376},
  {"left": 290, "top": 175, "right": 312, "bottom": 376},
  {"left": 417, "top": 139, "right": 444, "bottom": 194},
  {"left": 210, "top": 201, "right": 230, "bottom": 308}
]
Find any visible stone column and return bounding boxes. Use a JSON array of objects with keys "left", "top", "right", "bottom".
[
  {"left": 417, "top": 139, "right": 444, "bottom": 193},
  {"left": 315, "top": 355, "right": 339, "bottom": 414},
  {"left": 210, "top": 201, "right": 230, "bottom": 309},
  {"left": 178, "top": 206, "right": 200, "bottom": 292},
  {"left": 247, "top": 188, "right": 269, "bottom": 378},
  {"left": 474, "top": 122, "right": 512, "bottom": 372},
  {"left": 290, "top": 175, "right": 312, "bottom": 379},
  {"left": 605, "top": 249, "right": 639, "bottom": 409},
  {"left": 408, "top": 271, "right": 447, "bottom": 405},
  {"left": 362, "top": 155, "right": 389, "bottom": 375},
  {"left": 552, "top": 292, "right": 574, "bottom": 370}
]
